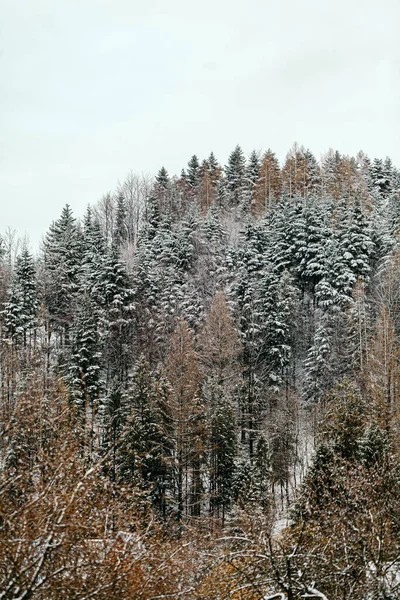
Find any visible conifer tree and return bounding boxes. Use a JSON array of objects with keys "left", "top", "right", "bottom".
[
  {"left": 321, "top": 149, "right": 344, "bottom": 199},
  {"left": 336, "top": 200, "right": 375, "bottom": 296},
  {"left": 68, "top": 295, "right": 103, "bottom": 457},
  {"left": 225, "top": 144, "right": 246, "bottom": 205},
  {"left": 41, "top": 204, "right": 81, "bottom": 346},
  {"left": 155, "top": 166, "right": 170, "bottom": 189},
  {"left": 209, "top": 396, "right": 237, "bottom": 520},
  {"left": 3, "top": 247, "right": 38, "bottom": 348},
  {"left": 187, "top": 155, "right": 201, "bottom": 189},
  {"left": 365, "top": 305, "right": 400, "bottom": 437},
  {"left": 117, "top": 357, "right": 168, "bottom": 508},
  {"left": 154, "top": 167, "right": 171, "bottom": 214},
  {"left": 253, "top": 149, "right": 282, "bottom": 214},
  {"left": 303, "top": 314, "right": 333, "bottom": 404},
  {"left": 341, "top": 280, "right": 370, "bottom": 374},
  {"left": 92, "top": 247, "right": 135, "bottom": 387},
  {"left": 198, "top": 291, "right": 242, "bottom": 390},
  {"left": 81, "top": 209, "right": 107, "bottom": 291},
  {"left": 152, "top": 370, "right": 175, "bottom": 517},
  {"left": 113, "top": 192, "right": 128, "bottom": 250},
  {"left": 231, "top": 221, "right": 270, "bottom": 456},
  {"left": 281, "top": 144, "right": 311, "bottom": 198},
  {"left": 267, "top": 197, "right": 294, "bottom": 274},
  {"left": 198, "top": 292, "right": 241, "bottom": 518},
  {"left": 321, "top": 379, "right": 366, "bottom": 460},
  {"left": 199, "top": 159, "right": 220, "bottom": 213},
  {"left": 303, "top": 148, "right": 321, "bottom": 192},
  {"left": 165, "top": 319, "right": 205, "bottom": 520},
  {"left": 369, "top": 157, "right": 392, "bottom": 198},
  {"left": 284, "top": 197, "right": 308, "bottom": 283},
  {"left": 298, "top": 201, "right": 333, "bottom": 293},
  {"left": 246, "top": 150, "right": 261, "bottom": 211},
  {"left": 208, "top": 151, "right": 221, "bottom": 182}
]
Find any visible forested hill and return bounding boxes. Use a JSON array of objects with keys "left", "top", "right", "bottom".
[{"left": 2, "top": 144, "right": 400, "bottom": 599}]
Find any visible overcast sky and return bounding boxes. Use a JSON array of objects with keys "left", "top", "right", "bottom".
[{"left": 1, "top": 0, "right": 399, "bottom": 249}]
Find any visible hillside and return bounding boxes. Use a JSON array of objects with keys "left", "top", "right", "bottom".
[{"left": 1, "top": 144, "right": 400, "bottom": 599}]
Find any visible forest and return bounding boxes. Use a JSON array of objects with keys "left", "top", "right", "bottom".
[{"left": 1, "top": 143, "right": 400, "bottom": 599}]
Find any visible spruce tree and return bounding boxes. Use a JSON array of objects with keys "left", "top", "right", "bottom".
[
  {"left": 303, "top": 314, "right": 333, "bottom": 404},
  {"left": 225, "top": 144, "right": 246, "bottom": 205},
  {"left": 337, "top": 200, "right": 375, "bottom": 296},
  {"left": 208, "top": 152, "right": 220, "bottom": 182},
  {"left": 246, "top": 150, "right": 261, "bottom": 211},
  {"left": 117, "top": 357, "right": 168, "bottom": 508},
  {"left": 113, "top": 192, "right": 128, "bottom": 250},
  {"left": 3, "top": 247, "right": 38, "bottom": 348},
  {"left": 80, "top": 207, "right": 107, "bottom": 293},
  {"left": 155, "top": 166, "right": 170, "bottom": 189},
  {"left": 230, "top": 221, "right": 269, "bottom": 456},
  {"left": 209, "top": 395, "right": 237, "bottom": 520},
  {"left": 92, "top": 247, "right": 135, "bottom": 387},
  {"left": 68, "top": 295, "right": 103, "bottom": 457},
  {"left": 41, "top": 204, "right": 81, "bottom": 346},
  {"left": 187, "top": 155, "right": 201, "bottom": 189},
  {"left": 369, "top": 158, "right": 392, "bottom": 198}
]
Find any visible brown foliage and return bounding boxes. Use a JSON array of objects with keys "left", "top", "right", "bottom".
[
  {"left": 252, "top": 150, "right": 282, "bottom": 215},
  {"left": 0, "top": 380, "right": 201, "bottom": 599}
]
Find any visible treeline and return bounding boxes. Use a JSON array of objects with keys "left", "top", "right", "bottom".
[{"left": 1, "top": 143, "right": 400, "bottom": 598}]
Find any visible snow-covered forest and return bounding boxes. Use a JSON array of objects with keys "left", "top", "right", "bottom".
[{"left": 1, "top": 144, "right": 400, "bottom": 599}]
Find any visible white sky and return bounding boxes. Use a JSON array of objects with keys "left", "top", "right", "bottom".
[{"left": 1, "top": 0, "right": 399, "bottom": 249}]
